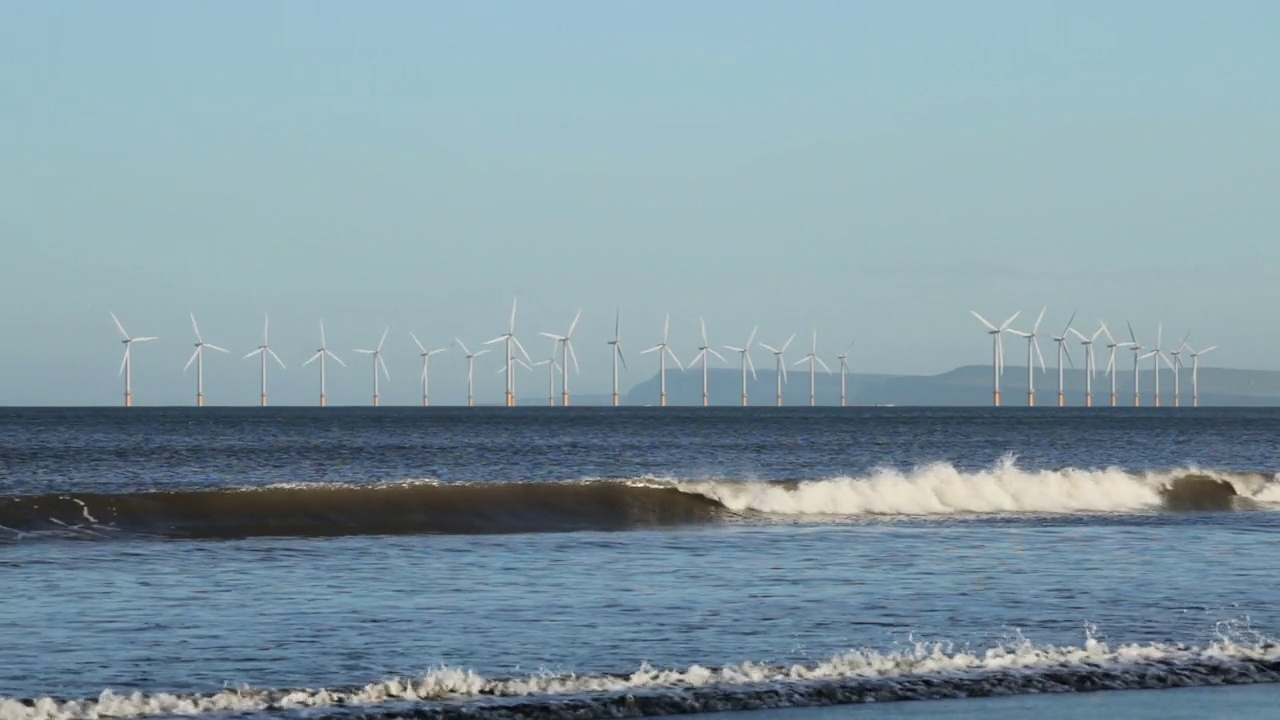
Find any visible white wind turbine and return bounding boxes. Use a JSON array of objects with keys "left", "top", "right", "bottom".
[
  {"left": 109, "top": 311, "right": 157, "bottom": 407},
  {"left": 836, "top": 340, "right": 855, "bottom": 408},
  {"left": 1007, "top": 307, "right": 1047, "bottom": 407},
  {"left": 484, "top": 298, "right": 531, "bottom": 407},
  {"left": 494, "top": 352, "right": 534, "bottom": 403},
  {"left": 1098, "top": 324, "right": 1133, "bottom": 408},
  {"left": 760, "top": 333, "right": 795, "bottom": 407},
  {"left": 1187, "top": 343, "right": 1217, "bottom": 407},
  {"left": 533, "top": 349, "right": 560, "bottom": 406},
  {"left": 1050, "top": 310, "right": 1076, "bottom": 407},
  {"left": 1068, "top": 322, "right": 1105, "bottom": 407},
  {"left": 354, "top": 327, "right": 390, "bottom": 407},
  {"left": 303, "top": 320, "right": 345, "bottom": 407},
  {"left": 1168, "top": 332, "right": 1192, "bottom": 407},
  {"left": 688, "top": 317, "right": 726, "bottom": 407},
  {"left": 183, "top": 312, "right": 228, "bottom": 407},
  {"left": 410, "top": 333, "right": 448, "bottom": 407},
  {"left": 970, "top": 310, "right": 1020, "bottom": 407},
  {"left": 1140, "top": 322, "right": 1169, "bottom": 407},
  {"left": 793, "top": 329, "right": 832, "bottom": 407},
  {"left": 1127, "top": 322, "right": 1144, "bottom": 407},
  {"left": 607, "top": 310, "right": 628, "bottom": 407},
  {"left": 540, "top": 309, "right": 582, "bottom": 407},
  {"left": 454, "top": 339, "right": 490, "bottom": 407},
  {"left": 243, "top": 313, "right": 285, "bottom": 407},
  {"left": 641, "top": 313, "right": 683, "bottom": 406},
  {"left": 724, "top": 326, "right": 758, "bottom": 407}
]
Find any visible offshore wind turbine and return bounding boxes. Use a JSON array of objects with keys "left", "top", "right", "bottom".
[
  {"left": 1127, "top": 322, "right": 1144, "bottom": 407},
  {"left": 689, "top": 317, "right": 726, "bottom": 407},
  {"left": 1098, "top": 324, "right": 1132, "bottom": 407},
  {"left": 534, "top": 354, "right": 560, "bottom": 406},
  {"left": 183, "top": 312, "right": 228, "bottom": 407},
  {"left": 540, "top": 309, "right": 582, "bottom": 407},
  {"left": 243, "top": 313, "right": 284, "bottom": 407},
  {"left": 108, "top": 311, "right": 157, "bottom": 407},
  {"left": 607, "top": 311, "right": 627, "bottom": 407},
  {"left": 454, "top": 339, "right": 490, "bottom": 407},
  {"left": 1068, "top": 322, "right": 1105, "bottom": 407},
  {"left": 1007, "top": 307, "right": 1047, "bottom": 407},
  {"left": 1143, "top": 322, "right": 1167, "bottom": 407},
  {"left": 760, "top": 333, "right": 795, "bottom": 407},
  {"left": 724, "top": 326, "right": 758, "bottom": 407},
  {"left": 793, "top": 329, "right": 832, "bottom": 407},
  {"left": 1050, "top": 311, "right": 1076, "bottom": 407},
  {"left": 354, "top": 327, "right": 390, "bottom": 407},
  {"left": 641, "top": 313, "right": 683, "bottom": 407},
  {"left": 836, "top": 340, "right": 855, "bottom": 408},
  {"left": 410, "top": 332, "right": 448, "bottom": 407},
  {"left": 970, "top": 310, "right": 1019, "bottom": 406},
  {"left": 1187, "top": 343, "right": 1217, "bottom": 407},
  {"left": 303, "top": 320, "right": 345, "bottom": 407},
  {"left": 484, "top": 298, "right": 531, "bottom": 407},
  {"left": 1168, "top": 332, "right": 1191, "bottom": 407}
]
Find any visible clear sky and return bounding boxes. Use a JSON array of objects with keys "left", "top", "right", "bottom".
[{"left": 2, "top": 1, "right": 1277, "bottom": 405}]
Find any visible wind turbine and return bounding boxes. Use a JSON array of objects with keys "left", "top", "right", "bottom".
[
  {"left": 836, "top": 340, "right": 855, "bottom": 408},
  {"left": 1127, "top": 322, "right": 1144, "bottom": 407},
  {"left": 243, "top": 313, "right": 284, "bottom": 407},
  {"left": 970, "top": 310, "right": 1019, "bottom": 406},
  {"left": 484, "top": 298, "right": 531, "bottom": 407},
  {"left": 495, "top": 352, "right": 534, "bottom": 403},
  {"left": 760, "top": 333, "right": 795, "bottom": 407},
  {"left": 183, "top": 312, "right": 228, "bottom": 407},
  {"left": 534, "top": 353, "right": 560, "bottom": 406},
  {"left": 303, "top": 319, "right": 345, "bottom": 407},
  {"left": 1068, "top": 322, "right": 1105, "bottom": 407},
  {"left": 724, "top": 326, "right": 758, "bottom": 407},
  {"left": 410, "top": 332, "right": 448, "bottom": 407},
  {"left": 539, "top": 309, "right": 582, "bottom": 407},
  {"left": 454, "top": 339, "right": 490, "bottom": 407},
  {"left": 1098, "top": 323, "right": 1132, "bottom": 407},
  {"left": 1050, "top": 311, "right": 1076, "bottom": 407},
  {"left": 1007, "top": 307, "right": 1047, "bottom": 407},
  {"left": 354, "top": 327, "right": 390, "bottom": 407},
  {"left": 1141, "top": 322, "right": 1167, "bottom": 407},
  {"left": 108, "top": 311, "right": 157, "bottom": 407},
  {"left": 1187, "top": 343, "right": 1217, "bottom": 407},
  {"left": 641, "top": 313, "right": 683, "bottom": 406},
  {"left": 607, "top": 310, "right": 627, "bottom": 407},
  {"left": 1168, "top": 332, "right": 1191, "bottom": 407},
  {"left": 689, "top": 317, "right": 726, "bottom": 407},
  {"left": 793, "top": 329, "right": 832, "bottom": 407}
]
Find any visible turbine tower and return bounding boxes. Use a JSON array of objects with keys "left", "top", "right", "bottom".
[
  {"left": 1127, "top": 322, "right": 1144, "bottom": 407},
  {"left": 109, "top": 311, "right": 157, "bottom": 407},
  {"left": 454, "top": 340, "right": 490, "bottom": 407},
  {"left": 760, "top": 333, "right": 795, "bottom": 407},
  {"left": 641, "top": 314, "right": 683, "bottom": 406},
  {"left": 1050, "top": 311, "right": 1076, "bottom": 407},
  {"left": 1168, "top": 332, "right": 1191, "bottom": 407},
  {"left": 303, "top": 319, "right": 345, "bottom": 407},
  {"left": 970, "top": 310, "right": 1019, "bottom": 407},
  {"left": 183, "top": 312, "right": 228, "bottom": 407},
  {"left": 724, "top": 327, "right": 758, "bottom": 407},
  {"left": 534, "top": 354, "right": 560, "bottom": 407},
  {"left": 1068, "top": 322, "right": 1105, "bottom": 407},
  {"left": 410, "top": 332, "right": 448, "bottom": 407},
  {"left": 793, "top": 329, "right": 832, "bottom": 407},
  {"left": 1099, "top": 324, "right": 1132, "bottom": 408},
  {"left": 484, "top": 298, "right": 530, "bottom": 407},
  {"left": 1007, "top": 307, "right": 1047, "bottom": 407},
  {"left": 540, "top": 309, "right": 582, "bottom": 407},
  {"left": 1142, "top": 322, "right": 1166, "bottom": 407},
  {"left": 689, "top": 317, "right": 726, "bottom": 407},
  {"left": 243, "top": 313, "right": 284, "bottom": 407},
  {"left": 354, "top": 327, "right": 390, "bottom": 407},
  {"left": 1187, "top": 343, "right": 1217, "bottom": 407},
  {"left": 607, "top": 311, "right": 627, "bottom": 407},
  {"left": 836, "top": 340, "right": 855, "bottom": 408}
]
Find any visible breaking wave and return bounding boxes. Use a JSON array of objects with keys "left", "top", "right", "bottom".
[
  {"left": 3, "top": 629, "right": 1279, "bottom": 720},
  {"left": 2, "top": 460, "right": 1276, "bottom": 541}
]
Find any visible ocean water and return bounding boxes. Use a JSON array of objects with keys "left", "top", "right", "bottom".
[{"left": 2, "top": 407, "right": 1279, "bottom": 720}]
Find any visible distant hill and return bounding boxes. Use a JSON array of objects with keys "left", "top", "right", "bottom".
[{"left": 604, "top": 365, "right": 1280, "bottom": 407}]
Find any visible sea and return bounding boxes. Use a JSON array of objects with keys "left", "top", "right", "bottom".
[{"left": 2, "top": 406, "right": 1279, "bottom": 720}]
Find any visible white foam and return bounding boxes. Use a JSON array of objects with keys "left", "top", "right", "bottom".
[{"left": 2, "top": 631, "right": 1277, "bottom": 720}]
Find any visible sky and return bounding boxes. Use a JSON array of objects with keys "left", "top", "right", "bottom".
[{"left": 1, "top": 1, "right": 1277, "bottom": 406}]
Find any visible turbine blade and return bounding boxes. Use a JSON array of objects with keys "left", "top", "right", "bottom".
[
  {"left": 781, "top": 333, "right": 796, "bottom": 352},
  {"left": 567, "top": 309, "right": 581, "bottom": 337},
  {"left": 1099, "top": 322, "right": 1114, "bottom": 345},
  {"left": 1032, "top": 306, "right": 1046, "bottom": 333},
  {"left": 109, "top": 311, "right": 130, "bottom": 340},
  {"left": 998, "top": 310, "right": 1021, "bottom": 331},
  {"left": 760, "top": 344, "right": 779, "bottom": 353},
  {"left": 663, "top": 313, "right": 670, "bottom": 342},
  {"left": 133, "top": 337, "right": 158, "bottom": 342},
  {"left": 181, "top": 348, "right": 199, "bottom": 372},
  {"left": 1061, "top": 309, "right": 1077, "bottom": 336},
  {"left": 303, "top": 351, "right": 322, "bottom": 367},
  {"left": 454, "top": 339, "right": 472, "bottom": 355},
  {"left": 474, "top": 349, "right": 491, "bottom": 358},
  {"left": 320, "top": 319, "right": 327, "bottom": 348},
  {"left": 327, "top": 350, "right": 347, "bottom": 367},
  {"left": 268, "top": 349, "right": 286, "bottom": 369},
  {"left": 509, "top": 297, "right": 518, "bottom": 332},
  {"left": 1068, "top": 327, "right": 1087, "bottom": 342},
  {"left": 377, "top": 326, "right": 389, "bottom": 352},
  {"left": 539, "top": 332, "right": 563, "bottom": 340},
  {"left": 791, "top": 356, "right": 807, "bottom": 366},
  {"left": 641, "top": 345, "right": 661, "bottom": 354},
  {"left": 205, "top": 344, "right": 229, "bottom": 353},
  {"left": 617, "top": 345, "right": 627, "bottom": 370},
  {"left": 567, "top": 340, "right": 580, "bottom": 374},
  {"left": 708, "top": 348, "right": 726, "bottom": 363},
  {"left": 263, "top": 313, "right": 270, "bottom": 345},
  {"left": 747, "top": 354, "right": 757, "bottom": 380},
  {"left": 1033, "top": 338, "right": 1046, "bottom": 371},
  {"left": 691, "top": 349, "right": 706, "bottom": 366},
  {"left": 379, "top": 354, "right": 390, "bottom": 380},
  {"left": 410, "top": 332, "right": 426, "bottom": 354},
  {"left": 666, "top": 346, "right": 683, "bottom": 370},
  {"left": 746, "top": 326, "right": 757, "bottom": 348},
  {"left": 723, "top": 345, "right": 744, "bottom": 352},
  {"left": 483, "top": 335, "right": 507, "bottom": 345},
  {"left": 614, "top": 310, "right": 620, "bottom": 340},
  {"left": 243, "top": 348, "right": 263, "bottom": 360},
  {"left": 354, "top": 349, "right": 375, "bottom": 355},
  {"left": 843, "top": 340, "right": 855, "bottom": 355},
  {"left": 816, "top": 357, "right": 832, "bottom": 373},
  {"left": 700, "top": 316, "right": 708, "bottom": 346},
  {"left": 1127, "top": 320, "right": 1138, "bottom": 345},
  {"left": 1063, "top": 343, "right": 1075, "bottom": 368},
  {"left": 118, "top": 346, "right": 130, "bottom": 376},
  {"left": 513, "top": 336, "right": 532, "bottom": 364},
  {"left": 970, "top": 311, "right": 997, "bottom": 331},
  {"left": 190, "top": 312, "right": 203, "bottom": 343}
]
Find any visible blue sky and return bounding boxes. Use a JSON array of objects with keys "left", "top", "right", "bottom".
[{"left": 1, "top": 1, "right": 1277, "bottom": 405}]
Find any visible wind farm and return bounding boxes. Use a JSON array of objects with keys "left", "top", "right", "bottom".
[{"left": 94, "top": 306, "right": 1234, "bottom": 408}]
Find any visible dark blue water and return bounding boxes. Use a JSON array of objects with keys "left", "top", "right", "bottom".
[{"left": 2, "top": 408, "right": 1279, "bottom": 719}]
